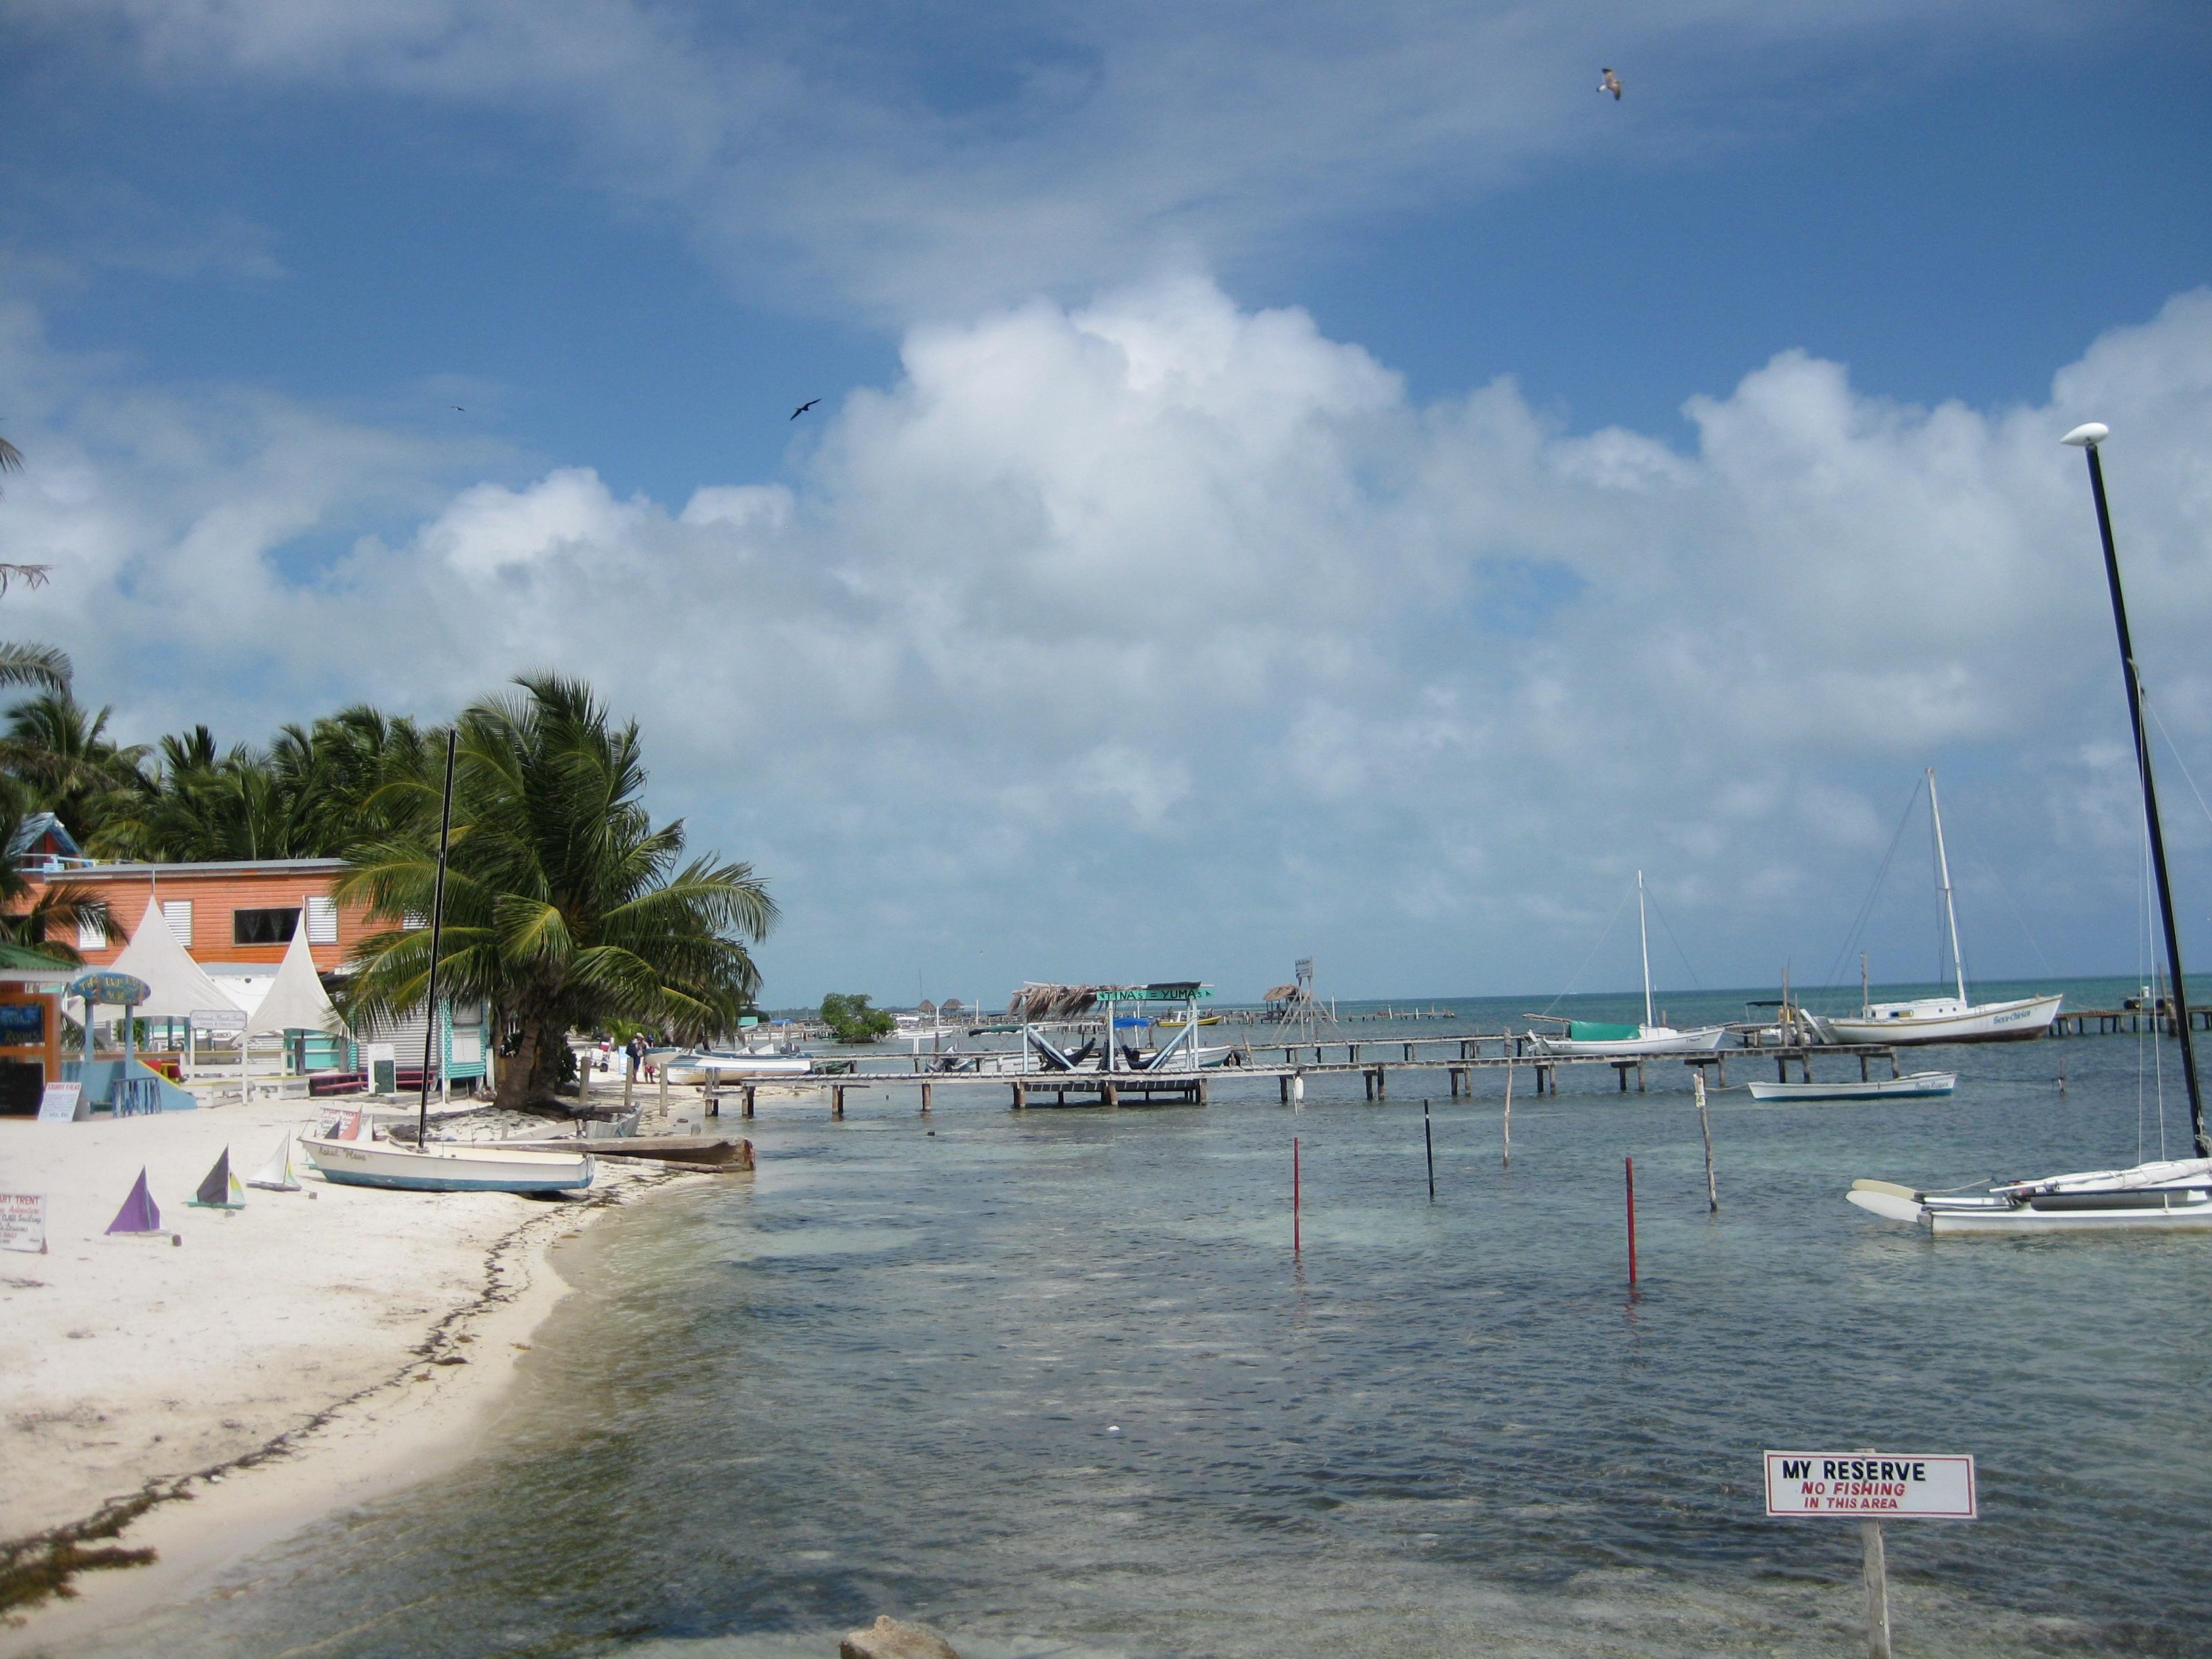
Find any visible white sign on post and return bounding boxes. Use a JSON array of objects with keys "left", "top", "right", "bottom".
[
  {"left": 0, "top": 1192, "right": 46, "bottom": 1253},
  {"left": 1765, "top": 1451, "right": 1977, "bottom": 1518},
  {"left": 35, "top": 1082, "right": 85, "bottom": 1124}
]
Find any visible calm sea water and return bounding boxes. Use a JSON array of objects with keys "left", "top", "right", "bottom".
[{"left": 72, "top": 977, "right": 2212, "bottom": 1658}]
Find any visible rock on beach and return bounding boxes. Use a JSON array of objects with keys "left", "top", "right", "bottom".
[{"left": 839, "top": 1614, "right": 962, "bottom": 1659}]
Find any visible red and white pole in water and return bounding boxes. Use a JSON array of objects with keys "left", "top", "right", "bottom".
[
  {"left": 1624, "top": 1155, "right": 1638, "bottom": 1285},
  {"left": 1293, "top": 1136, "right": 1302, "bottom": 1254}
]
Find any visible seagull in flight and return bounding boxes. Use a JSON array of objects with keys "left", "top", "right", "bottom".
[
  {"left": 1599, "top": 66, "right": 1622, "bottom": 100},
  {"left": 790, "top": 398, "right": 821, "bottom": 420},
  {"left": 452, "top": 405, "right": 466, "bottom": 412}
]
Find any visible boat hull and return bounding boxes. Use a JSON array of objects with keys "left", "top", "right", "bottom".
[
  {"left": 1820, "top": 994, "right": 2062, "bottom": 1046},
  {"left": 1848, "top": 1160, "right": 2212, "bottom": 1232},
  {"left": 1747, "top": 1071, "right": 1956, "bottom": 1102},
  {"left": 300, "top": 1137, "right": 595, "bottom": 1193}
]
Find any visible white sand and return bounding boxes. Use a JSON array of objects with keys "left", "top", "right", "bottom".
[{"left": 0, "top": 1099, "right": 701, "bottom": 1651}]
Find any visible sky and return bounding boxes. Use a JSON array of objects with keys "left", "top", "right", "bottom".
[{"left": 2, "top": 1, "right": 2210, "bottom": 1008}]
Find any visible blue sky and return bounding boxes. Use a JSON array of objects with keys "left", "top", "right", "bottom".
[{"left": 2, "top": 1, "right": 2210, "bottom": 1006}]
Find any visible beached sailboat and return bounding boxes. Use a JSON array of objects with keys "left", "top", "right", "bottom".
[
  {"left": 1810, "top": 771, "right": 2062, "bottom": 1045},
  {"left": 1528, "top": 874, "right": 1727, "bottom": 1055},
  {"left": 1847, "top": 424, "right": 2207, "bottom": 1232},
  {"left": 300, "top": 731, "right": 595, "bottom": 1198}
]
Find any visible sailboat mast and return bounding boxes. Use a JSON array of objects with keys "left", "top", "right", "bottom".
[
  {"left": 1637, "top": 870, "right": 1654, "bottom": 1029},
  {"left": 1926, "top": 769, "right": 1968, "bottom": 1006},
  {"left": 2073, "top": 434, "right": 2206, "bottom": 1155},
  {"left": 416, "top": 730, "right": 459, "bottom": 1155}
]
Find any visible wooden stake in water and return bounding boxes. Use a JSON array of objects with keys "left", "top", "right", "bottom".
[
  {"left": 1695, "top": 1072, "right": 1718, "bottom": 1213},
  {"left": 1293, "top": 1136, "right": 1302, "bottom": 1253},
  {"left": 1624, "top": 1155, "right": 1638, "bottom": 1285},
  {"left": 1422, "top": 1098, "right": 1435, "bottom": 1201},
  {"left": 1860, "top": 1517, "right": 1892, "bottom": 1658},
  {"left": 1502, "top": 1057, "right": 1514, "bottom": 1169}
]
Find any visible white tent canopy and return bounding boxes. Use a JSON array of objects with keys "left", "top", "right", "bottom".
[
  {"left": 244, "top": 920, "right": 342, "bottom": 1038},
  {"left": 108, "top": 904, "right": 247, "bottom": 1022}
]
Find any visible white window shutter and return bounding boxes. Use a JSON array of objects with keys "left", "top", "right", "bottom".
[
  {"left": 162, "top": 899, "right": 192, "bottom": 946},
  {"left": 79, "top": 916, "right": 104, "bottom": 949},
  {"left": 306, "top": 895, "right": 338, "bottom": 945}
]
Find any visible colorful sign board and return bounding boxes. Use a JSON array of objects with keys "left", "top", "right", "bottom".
[
  {"left": 1764, "top": 1452, "right": 1976, "bottom": 1519},
  {"left": 65, "top": 970, "right": 154, "bottom": 1007},
  {"left": 1093, "top": 985, "right": 1214, "bottom": 1002},
  {"left": 0, "top": 1192, "right": 45, "bottom": 1253}
]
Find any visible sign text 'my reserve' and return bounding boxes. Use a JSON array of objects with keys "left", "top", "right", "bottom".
[{"left": 1763, "top": 1451, "right": 1977, "bottom": 1519}]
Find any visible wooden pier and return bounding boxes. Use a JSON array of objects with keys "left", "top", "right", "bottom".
[
  {"left": 704, "top": 1033, "right": 1901, "bottom": 1115},
  {"left": 2051, "top": 1004, "right": 2212, "bottom": 1037}
]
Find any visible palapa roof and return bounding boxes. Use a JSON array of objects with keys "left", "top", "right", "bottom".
[{"left": 1262, "top": 983, "right": 1300, "bottom": 1004}]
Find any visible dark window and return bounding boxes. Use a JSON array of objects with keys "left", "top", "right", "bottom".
[{"left": 233, "top": 907, "right": 302, "bottom": 945}]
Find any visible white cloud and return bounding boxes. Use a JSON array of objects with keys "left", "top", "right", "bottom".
[{"left": 2, "top": 279, "right": 2209, "bottom": 1000}]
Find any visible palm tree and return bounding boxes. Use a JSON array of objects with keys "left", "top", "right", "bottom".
[
  {"left": 0, "top": 693, "right": 145, "bottom": 848},
  {"left": 91, "top": 705, "right": 431, "bottom": 862},
  {"left": 0, "top": 775, "right": 109, "bottom": 969},
  {"left": 338, "top": 676, "right": 777, "bottom": 1107}
]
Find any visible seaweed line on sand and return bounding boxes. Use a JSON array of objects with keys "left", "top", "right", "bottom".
[{"left": 0, "top": 1170, "right": 679, "bottom": 1621}]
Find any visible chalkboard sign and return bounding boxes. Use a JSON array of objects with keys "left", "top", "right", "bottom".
[{"left": 0, "top": 1002, "right": 45, "bottom": 1045}]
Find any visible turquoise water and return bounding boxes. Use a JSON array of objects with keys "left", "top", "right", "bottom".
[{"left": 69, "top": 978, "right": 2212, "bottom": 1658}]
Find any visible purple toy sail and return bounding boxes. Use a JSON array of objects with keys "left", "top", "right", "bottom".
[{"left": 105, "top": 1167, "right": 164, "bottom": 1235}]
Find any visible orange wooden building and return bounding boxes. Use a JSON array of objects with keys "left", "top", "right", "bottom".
[{"left": 28, "top": 857, "right": 375, "bottom": 972}]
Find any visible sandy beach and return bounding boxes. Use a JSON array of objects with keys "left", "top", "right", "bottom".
[{"left": 0, "top": 1099, "right": 709, "bottom": 1653}]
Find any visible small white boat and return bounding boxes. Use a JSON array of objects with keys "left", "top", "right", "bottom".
[
  {"left": 300, "top": 1135, "right": 595, "bottom": 1193},
  {"left": 662, "top": 1049, "right": 814, "bottom": 1082},
  {"left": 1847, "top": 1158, "right": 2212, "bottom": 1233},
  {"left": 1746, "top": 1070, "right": 1955, "bottom": 1102}
]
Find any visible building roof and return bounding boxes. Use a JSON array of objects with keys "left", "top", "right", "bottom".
[
  {"left": 7, "top": 812, "right": 84, "bottom": 861},
  {"left": 29, "top": 857, "right": 348, "bottom": 879}
]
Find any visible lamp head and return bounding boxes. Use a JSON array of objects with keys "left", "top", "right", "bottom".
[{"left": 2061, "top": 422, "right": 2109, "bottom": 449}]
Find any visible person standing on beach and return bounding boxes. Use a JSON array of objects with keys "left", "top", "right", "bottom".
[{"left": 626, "top": 1031, "right": 649, "bottom": 1080}]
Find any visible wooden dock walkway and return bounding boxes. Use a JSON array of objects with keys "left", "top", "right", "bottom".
[
  {"left": 2051, "top": 1004, "right": 2212, "bottom": 1037},
  {"left": 693, "top": 1036, "right": 1902, "bottom": 1117}
]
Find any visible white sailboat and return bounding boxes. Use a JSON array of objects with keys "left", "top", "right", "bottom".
[
  {"left": 1847, "top": 422, "right": 2208, "bottom": 1232},
  {"left": 1528, "top": 873, "right": 1728, "bottom": 1056},
  {"left": 1811, "top": 771, "right": 2062, "bottom": 1046}
]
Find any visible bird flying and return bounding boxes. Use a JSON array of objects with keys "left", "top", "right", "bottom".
[
  {"left": 790, "top": 398, "right": 821, "bottom": 420},
  {"left": 453, "top": 405, "right": 466, "bottom": 412},
  {"left": 1599, "top": 67, "right": 1622, "bottom": 100}
]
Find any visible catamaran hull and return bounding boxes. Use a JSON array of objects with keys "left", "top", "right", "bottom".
[
  {"left": 1528, "top": 1025, "right": 1729, "bottom": 1057},
  {"left": 1748, "top": 1071, "right": 1956, "bottom": 1102},
  {"left": 1818, "top": 994, "right": 2062, "bottom": 1046},
  {"left": 1848, "top": 1160, "right": 2212, "bottom": 1232},
  {"left": 301, "top": 1137, "right": 595, "bottom": 1193}
]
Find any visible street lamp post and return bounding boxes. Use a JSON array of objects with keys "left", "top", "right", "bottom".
[{"left": 2062, "top": 422, "right": 2206, "bottom": 1156}]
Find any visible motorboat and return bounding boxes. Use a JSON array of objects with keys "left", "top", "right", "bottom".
[
  {"left": 1746, "top": 1071, "right": 1954, "bottom": 1102},
  {"left": 661, "top": 1048, "right": 814, "bottom": 1082}
]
